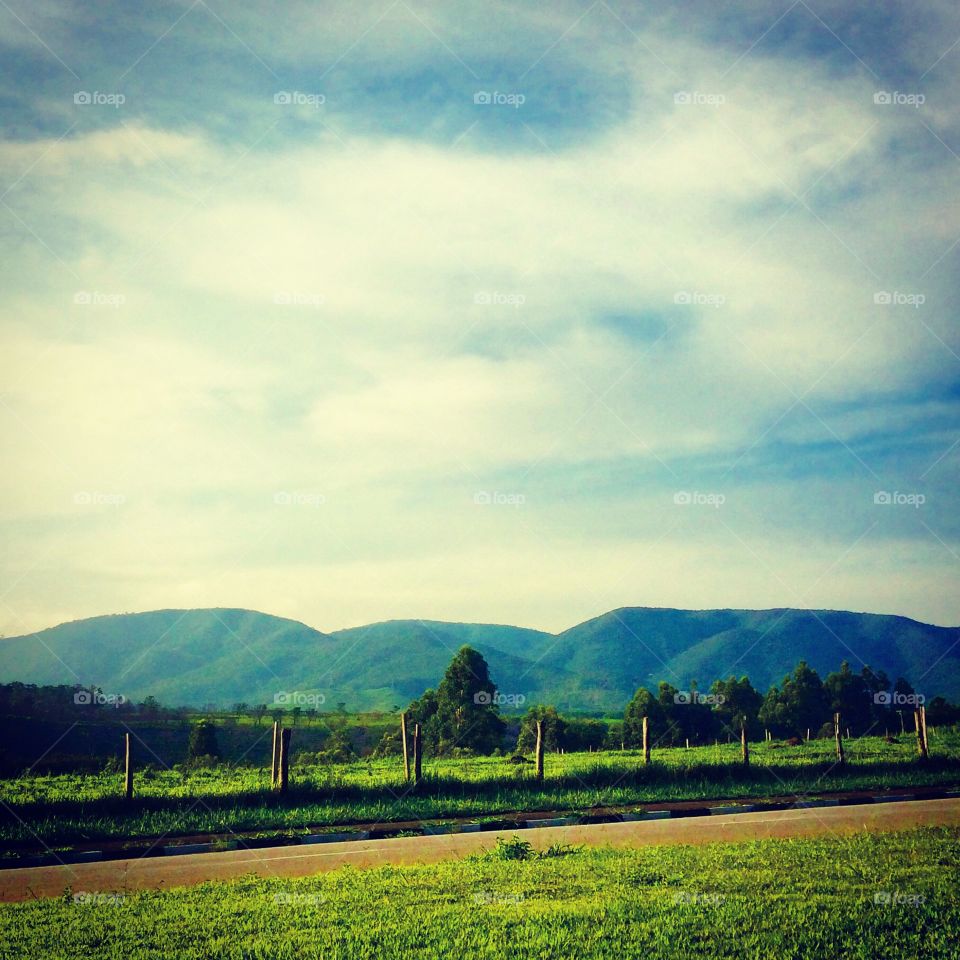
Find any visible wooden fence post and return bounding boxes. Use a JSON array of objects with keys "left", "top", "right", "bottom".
[
  {"left": 413, "top": 723, "right": 422, "bottom": 783},
  {"left": 741, "top": 721, "right": 749, "bottom": 767},
  {"left": 834, "top": 712, "right": 845, "bottom": 766},
  {"left": 401, "top": 712, "right": 410, "bottom": 782},
  {"left": 270, "top": 721, "right": 280, "bottom": 788},
  {"left": 915, "top": 708, "right": 928, "bottom": 759},
  {"left": 642, "top": 716, "right": 650, "bottom": 765},
  {"left": 921, "top": 705, "right": 929, "bottom": 756},
  {"left": 535, "top": 719, "right": 544, "bottom": 780},
  {"left": 124, "top": 732, "right": 133, "bottom": 802},
  {"left": 278, "top": 727, "right": 291, "bottom": 793}
]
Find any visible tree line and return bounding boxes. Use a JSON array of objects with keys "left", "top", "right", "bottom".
[
  {"left": 4, "top": 648, "right": 959, "bottom": 762},
  {"left": 395, "top": 646, "right": 960, "bottom": 757}
]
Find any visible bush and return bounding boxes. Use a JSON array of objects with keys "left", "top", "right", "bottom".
[
  {"left": 487, "top": 836, "right": 534, "bottom": 861},
  {"left": 187, "top": 720, "right": 221, "bottom": 762}
]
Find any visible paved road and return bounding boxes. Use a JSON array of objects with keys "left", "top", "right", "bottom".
[{"left": 2, "top": 798, "right": 958, "bottom": 903}]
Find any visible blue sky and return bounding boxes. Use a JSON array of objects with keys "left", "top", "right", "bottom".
[{"left": 0, "top": 0, "right": 958, "bottom": 635}]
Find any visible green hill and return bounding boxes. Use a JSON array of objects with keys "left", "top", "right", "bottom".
[{"left": 0, "top": 606, "right": 957, "bottom": 711}]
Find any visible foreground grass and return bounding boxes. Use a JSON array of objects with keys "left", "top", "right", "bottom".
[
  {"left": 1, "top": 827, "right": 958, "bottom": 959},
  {"left": 3, "top": 734, "right": 958, "bottom": 852}
]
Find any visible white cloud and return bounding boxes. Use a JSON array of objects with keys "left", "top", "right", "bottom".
[{"left": 1, "top": 15, "right": 958, "bottom": 634}]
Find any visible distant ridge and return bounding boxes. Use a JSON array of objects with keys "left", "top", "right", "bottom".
[{"left": 0, "top": 606, "right": 957, "bottom": 711}]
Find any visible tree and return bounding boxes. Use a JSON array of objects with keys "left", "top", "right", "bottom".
[
  {"left": 623, "top": 687, "right": 662, "bottom": 748},
  {"left": 187, "top": 719, "right": 221, "bottom": 763},
  {"left": 824, "top": 661, "right": 870, "bottom": 735},
  {"left": 927, "top": 696, "right": 960, "bottom": 726},
  {"left": 662, "top": 680, "right": 717, "bottom": 745},
  {"left": 139, "top": 695, "right": 161, "bottom": 720},
  {"left": 892, "top": 678, "right": 915, "bottom": 733},
  {"left": 565, "top": 717, "right": 608, "bottom": 752},
  {"left": 290, "top": 706, "right": 303, "bottom": 726},
  {"left": 711, "top": 676, "right": 762, "bottom": 736},
  {"left": 428, "top": 646, "right": 506, "bottom": 755},
  {"left": 405, "top": 688, "right": 439, "bottom": 749},
  {"left": 516, "top": 706, "right": 566, "bottom": 753},
  {"left": 861, "top": 666, "right": 891, "bottom": 731},
  {"left": 759, "top": 661, "right": 828, "bottom": 738},
  {"left": 252, "top": 704, "right": 268, "bottom": 726}
]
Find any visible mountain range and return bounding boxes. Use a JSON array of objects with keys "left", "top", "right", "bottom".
[{"left": 0, "top": 606, "right": 957, "bottom": 712}]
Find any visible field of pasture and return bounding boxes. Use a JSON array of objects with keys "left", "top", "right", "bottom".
[{"left": 2, "top": 732, "right": 958, "bottom": 855}]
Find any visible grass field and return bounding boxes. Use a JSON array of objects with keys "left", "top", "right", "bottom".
[
  {"left": 2, "top": 733, "right": 958, "bottom": 854},
  {"left": 0, "top": 826, "right": 956, "bottom": 959}
]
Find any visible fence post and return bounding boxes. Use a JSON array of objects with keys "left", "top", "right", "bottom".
[
  {"left": 413, "top": 723, "right": 422, "bottom": 783},
  {"left": 642, "top": 716, "right": 650, "bottom": 765},
  {"left": 741, "top": 721, "right": 749, "bottom": 767},
  {"left": 915, "top": 708, "right": 928, "bottom": 759},
  {"left": 921, "top": 705, "right": 929, "bottom": 756},
  {"left": 271, "top": 721, "right": 280, "bottom": 788},
  {"left": 535, "top": 719, "right": 544, "bottom": 780},
  {"left": 124, "top": 732, "right": 133, "bottom": 802},
  {"left": 834, "top": 712, "right": 845, "bottom": 766},
  {"left": 278, "top": 727, "right": 291, "bottom": 793},
  {"left": 401, "top": 712, "right": 410, "bottom": 782}
]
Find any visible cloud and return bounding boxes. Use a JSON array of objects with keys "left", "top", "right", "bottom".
[{"left": 1, "top": 2, "right": 958, "bottom": 636}]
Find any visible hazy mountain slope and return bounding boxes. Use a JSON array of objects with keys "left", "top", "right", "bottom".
[{"left": 0, "top": 606, "right": 957, "bottom": 711}]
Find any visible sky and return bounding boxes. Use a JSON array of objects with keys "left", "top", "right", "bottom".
[{"left": 0, "top": 0, "right": 958, "bottom": 637}]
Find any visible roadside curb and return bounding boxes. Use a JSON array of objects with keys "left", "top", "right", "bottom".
[{"left": 4, "top": 789, "right": 955, "bottom": 870}]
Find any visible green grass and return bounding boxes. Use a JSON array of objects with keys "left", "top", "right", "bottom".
[
  {"left": 1, "top": 826, "right": 957, "bottom": 958},
  {"left": 2, "top": 733, "right": 958, "bottom": 854}
]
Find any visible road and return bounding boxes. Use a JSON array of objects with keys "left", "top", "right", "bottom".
[{"left": 2, "top": 797, "right": 958, "bottom": 903}]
